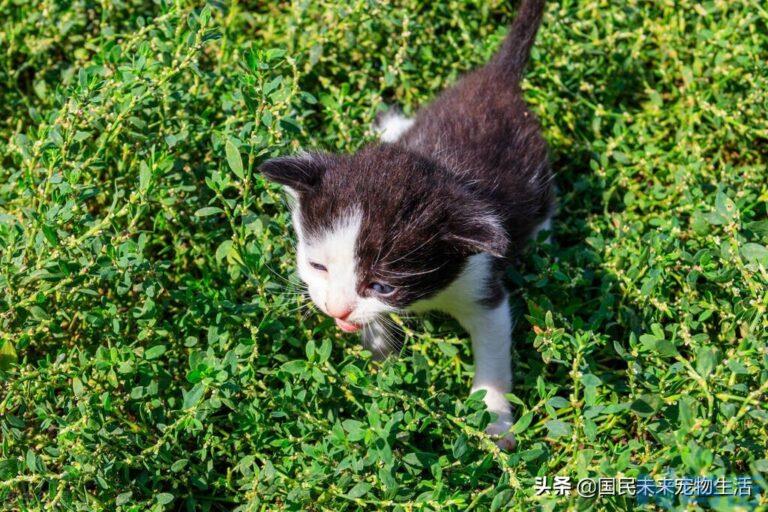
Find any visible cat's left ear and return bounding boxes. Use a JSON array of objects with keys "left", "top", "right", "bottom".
[
  {"left": 443, "top": 200, "right": 509, "bottom": 258},
  {"left": 258, "top": 153, "right": 328, "bottom": 195}
]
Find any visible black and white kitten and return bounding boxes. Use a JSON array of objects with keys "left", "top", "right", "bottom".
[{"left": 260, "top": 0, "right": 553, "bottom": 449}]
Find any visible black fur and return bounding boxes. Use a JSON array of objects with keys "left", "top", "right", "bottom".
[{"left": 260, "top": 0, "right": 552, "bottom": 309}]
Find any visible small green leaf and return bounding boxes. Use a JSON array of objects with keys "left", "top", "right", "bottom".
[
  {"left": 581, "top": 373, "right": 602, "bottom": 387},
  {"left": 25, "top": 450, "right": 38, "bottom": 473},
  {"left": 746, "top": 219, "right": 768, "bottom": 236},
  {"left": 654, "top": 339, "right": 679, "bottom": 358},
  {"left": 545, "top": 419, "right": 571, "bottom": 438},
  {"left": 145, "top": 345, "right": 166, "bottom": 360},
  {"left": 305, "top": 339, "right": 316, "bottom": 361},
  {"left": 42, "top": 225, "right": 59, "bottom": 246},
  {"left": 490, "top": 489, "right": 512, "bottom": 512},
  {"left": 139, "top": 161, "right": 151, "bottom": 193},
  {"left": 215, "top": 240, "right": 233, "bottom": 263},
  {"left": 346, "top": 482, "right": 371, "bottom": 499},
  {"left": 630, "top": 397, "right": 658, "bottom": 417},
  {"left": 171, "top": 459, "right": 188, "bottom": 472},
  {"left": 317, "top": 339, "right": 332, "bottom": 363},
  {"left": 0, "top": 340, "right": 18, "bottom": 370},
  {"left": 29, "top": 306, "right": 49, "bottom": 320},
  {"left": 452, "top": 434, "right": 468, "bottom": 458},
  {"left": 73, "top": 130, "right": 91, "bottom": 142},
  {"left": 156, "top": 493, "right": 173, "bottom": 505},
  {"left": 741, "top": 243, "right": 768, "bottom": 265},
  {"left": 116, "top": 492, "right": 132, "bottom": 506},
  {"left": 281, "top": 360, "right": 307, "bottom": 375},
  {"left": 437, "top": 341, "right": 458, "bottom": 357},
  {"left": 183, "top": 383, "right": 205, "bottom": 409},
  {"left": 547, "top": 396, "right": 570, "bottom": 410},
  {"left": 695, "top": 348, "right": 717, "bottom": 378},
  {"left": 342, "top": 419, "right": 365, "bottom": 441},
  {"left": 194, "top": 207, "right": 223, "bottom": 217},
  {"left": 225, "top": 139, "right": 245, "bottom": 180},
  {"left": 704, "top": 211, "right": 726, "bottom": 225},
  {"left": 265, "top": 48, "right": 286, "bottom": 61},
  {"left": 715, "top": 190, "right": 736, "bottom": 220},
  {"left": 512, "top": 411, "right": 534, "bottom": 434},
  {"left": 72, "top": 377, "right": 84, "bottom": 397},
  {"left": 679, "top": 397, "right": 694, "bottom": 432}
]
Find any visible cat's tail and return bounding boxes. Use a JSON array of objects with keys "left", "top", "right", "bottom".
[{"left": 492, "top": 0, "right": 546, "bottom": 80}]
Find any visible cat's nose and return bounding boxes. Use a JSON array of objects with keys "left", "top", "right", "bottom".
[{"left": 327, "top": 305, "right": 353, "bottom": 321}]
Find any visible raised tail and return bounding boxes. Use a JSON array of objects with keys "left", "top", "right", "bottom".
[{"left": 492, "top": 0, "right": 546, "bottom": 80}]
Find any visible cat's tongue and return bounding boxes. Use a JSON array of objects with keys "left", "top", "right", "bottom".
[{"left": 335, "top": 318, "right": 361, "bottom": 333}]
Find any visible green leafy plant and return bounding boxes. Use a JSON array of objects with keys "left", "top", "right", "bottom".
[{"left": 1, "top": 1, "right": 766, "bottom": 510}]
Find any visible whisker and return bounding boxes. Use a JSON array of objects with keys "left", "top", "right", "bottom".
[
  {"left": 375, "top": 316, "right": 407, "bottom": 355},
  {"left": 278, "top": 301, "right": 312, "bottom": 315},
  {"left": 264, "top": 283, "right": 307, "bottom": 295},
  {"left": 260, "top": 259, "right": 303, "bottom": 287},
  {"left": 382, "top": 230, "right": 441, "bottom": 267},
  {"left": 377, "top": 265, "right": 445, "bottom": 278}
]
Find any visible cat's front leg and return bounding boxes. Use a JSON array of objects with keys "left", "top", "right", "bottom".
[{"left": 455, "top": 295, "right": 516, "bottom": 449}]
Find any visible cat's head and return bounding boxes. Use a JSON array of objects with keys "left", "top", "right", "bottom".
[{"left": 260, "top": 144, "right": 507, "bottom": 332}]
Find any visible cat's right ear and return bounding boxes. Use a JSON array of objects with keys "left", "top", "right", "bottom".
[{"left": 259, "top": 153, "right": 327, "bottom": 195}]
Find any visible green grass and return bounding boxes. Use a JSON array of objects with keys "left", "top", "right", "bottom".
[{"left": 1, "top": 1, "right": 767, "bottom": 510}]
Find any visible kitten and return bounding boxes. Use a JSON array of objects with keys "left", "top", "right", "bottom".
[{"left": 260, "top": 0, "right": 553, "bottom": 449}]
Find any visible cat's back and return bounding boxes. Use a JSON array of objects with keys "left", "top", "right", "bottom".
[
  {"left": 399, "top": 0, "right": 552, "bottom": 249},
  {"left": 401, "top": 64, "right": 548, "bottom": 185},
  {"left": 400, "top": 64, "right": 553, "bottom": 249}
]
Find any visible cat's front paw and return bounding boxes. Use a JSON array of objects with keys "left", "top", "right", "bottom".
[{"left": 486, "top": 414, "right": 516, "bottom": 450}]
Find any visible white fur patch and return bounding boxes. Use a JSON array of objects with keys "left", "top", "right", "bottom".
[
  {"left": 532, "top": 215, "right": 553, "bottom": 244},
  {"left": 410, "top": 253, "right": 515, "bottom": 445},
  {"left": 376, "top": 111, "right": 414, "bottom": 143},
  {"left": 409, "top": 253, "right": 494, "bottom": 316},
  {"left": 294, "top": 208, "right": 392, "bottom": 324},
  {"left": 409, "top": 253, "right": 512, "bottom": 407},
  {"left": 361, "top": 319, "right": 399, "bottom": 359}
]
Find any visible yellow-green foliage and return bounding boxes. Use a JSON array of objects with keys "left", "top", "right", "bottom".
[{"left": 1, "top": 1, "right": 767, "bottom": 510}]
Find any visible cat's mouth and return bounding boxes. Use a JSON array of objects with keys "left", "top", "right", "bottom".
[{"left": 335, "top": 318, "right": 362, "bottom": 333}]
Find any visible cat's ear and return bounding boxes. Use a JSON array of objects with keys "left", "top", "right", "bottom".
[
  {"left": 443, "top": 200, "right": 509, "bottom": 258},
  {"left": 259, "top": 153, "right": 328, "bottom": 195}
]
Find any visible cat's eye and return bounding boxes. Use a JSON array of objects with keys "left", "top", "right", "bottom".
[
  {"left": 369, "top": 282, "right": 395, "bottom": 296},
  {"left": 310, "top": 261, "right": 327, "bottom": 272}
]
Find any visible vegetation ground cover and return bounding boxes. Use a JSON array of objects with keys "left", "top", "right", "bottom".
[{"left": 1, "top": 1, "right": 767, "bottom": 510}]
